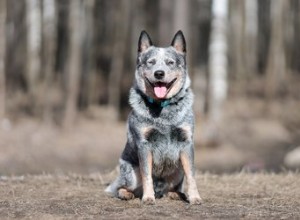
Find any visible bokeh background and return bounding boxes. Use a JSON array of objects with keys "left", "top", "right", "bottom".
[{"left": 0, "top": 0, "right": 300, "bottom": 175}]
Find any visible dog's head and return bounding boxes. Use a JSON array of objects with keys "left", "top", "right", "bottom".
[{"left": 135, "top": 31, "right": 190, "bottom": 100}]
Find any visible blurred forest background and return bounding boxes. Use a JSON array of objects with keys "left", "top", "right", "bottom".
[{"left": 0, "top": 0, "right": 300, "bottom": 175}]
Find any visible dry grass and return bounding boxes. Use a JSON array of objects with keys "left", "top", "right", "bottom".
[{"left": 0, "top": 172, "right": 299, "bottom": 219}]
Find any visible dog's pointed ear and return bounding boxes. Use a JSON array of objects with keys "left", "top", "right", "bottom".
[
  {"left": 171, "top": 30, "right": 186, "bottom": 53},
  {"left": 138, "top": 30, "right": 153, "bottom": 53}
]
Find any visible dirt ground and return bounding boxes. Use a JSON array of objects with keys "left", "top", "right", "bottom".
[
  {"left": 0, "top": 172, "right": 299, "bottom": 219},
  {"left": 0, "top": 82, "right": 300, "bottom": 219}
]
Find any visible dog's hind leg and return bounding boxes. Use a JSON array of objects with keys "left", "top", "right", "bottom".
[{"left": 106, "top": 159, "right": 141, "bottom": 200}]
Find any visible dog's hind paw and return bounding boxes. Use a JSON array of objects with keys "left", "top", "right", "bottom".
[
  {"left": 142, "top": 196, "right": 155, "bottom": 205},
  {"left": 167, "top": 192, "right": 181, "bottom": 200},
  {"left": 118, "top": 188, "right": 135, "bottom": 200},
  {"left": 167, "top": 192, "right": 187, "bottom": 201}
]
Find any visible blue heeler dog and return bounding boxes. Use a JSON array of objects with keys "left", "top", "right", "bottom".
[{"left": 105, "top": 30, "right": 202, "bottom": 205}]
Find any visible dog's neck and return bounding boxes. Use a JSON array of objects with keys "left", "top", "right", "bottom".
[
  {"left": 146, "top": 97, "right": 171, "bottom": 108},
  {"left": 136, "top": 86, "right": 187, "bottom": 109}
]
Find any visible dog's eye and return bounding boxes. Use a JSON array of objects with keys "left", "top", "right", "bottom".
[
  {"left": 166, "top": 60, "right": 175, "bottom": 66},
  {"left": 147, "top": 60, "right": 156, "bottom": 66}
]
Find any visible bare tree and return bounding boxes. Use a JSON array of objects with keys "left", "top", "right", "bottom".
[
  {"left": 107, "top": 0, "right": 131, "bottom": 121},
  {"left": 130, "top": 0, "right": 145, "bottom": 62},
  {"left": 265, "top": 0, "right": 287, "bottom": 99},
  {"left": 244, "top": 0, "right": 258, "bottom": 76},
  {"left": 208, "top": 0, "right": 228, "bottom": 121},
  {"left": 173, "top": 0, "right": 189, "bottom": 39},
  {"left": 173, "top": 0, "right": 190, "bottom": 64},
  {"left": 229, "top": 0, "right": 246, "bottom": 78},
  {"left": 80, "top": 0, "right": 95, "bottom": 108},
  {"left": 205, "top": 0, "right": 228, "bottom": 144},
  {"left": 0, "top": 0, "right": 6, "bottom": 119},
  {"left": 63, "top": 0, "right": 82, "bottom": 128},
  {"left": 191, "top": 0, "right": 212, "bottom": 118},
  {"left": 42, "top": 0, "right": 56, "bottom": 122},
  {"left": 159, "top": 0, "right": 173, "bottom": 45},
  {"left": 26, "top": 0, "right": 42, "bottom": 106}
]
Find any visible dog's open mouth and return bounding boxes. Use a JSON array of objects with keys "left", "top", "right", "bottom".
[{"left": 146, "top": 78, "right": 177, "bottom": 99}]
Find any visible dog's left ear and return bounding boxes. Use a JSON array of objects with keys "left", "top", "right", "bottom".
[
  {"left": 138, "top": 30, "right": 153, "bottom": 53},
  {"left": 171, "top": 30, "right": 186, "bottom": 53}
]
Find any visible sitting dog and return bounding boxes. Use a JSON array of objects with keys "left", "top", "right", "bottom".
[{"left": 105, "top": 30, "right": 202, "bottom": 205}]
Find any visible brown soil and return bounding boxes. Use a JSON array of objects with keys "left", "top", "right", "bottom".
[{"left": 1, "top": 172, "right": 299, "bottom": 219}]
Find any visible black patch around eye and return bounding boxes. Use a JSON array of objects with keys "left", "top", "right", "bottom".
[{"left": 140, "top": 50, "right": 155, "bottom": 65}]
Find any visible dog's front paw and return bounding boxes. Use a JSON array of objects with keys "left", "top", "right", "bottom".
[
  {"left": 142, "top": 196, "right": 155, "bottom": 205},
  {"left": 189, "top": 196, "right": 202, "bottom": 205}
]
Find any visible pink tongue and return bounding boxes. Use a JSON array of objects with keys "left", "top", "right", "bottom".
[{"left": 154, "top": 86, "right": 167, "bottom": 98}]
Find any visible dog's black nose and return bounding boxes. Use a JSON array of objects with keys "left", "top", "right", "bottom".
[{"left": 154, "top": 70, "right": 165, "bottom": 79}]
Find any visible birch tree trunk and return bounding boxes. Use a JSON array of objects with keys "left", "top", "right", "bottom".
[
  {"left": 0, "top": 0, "right": 6, "bottom": 119},
  {"left": 204, "top": 0, "right": 228, "bottom": 144},
  {"left": 208, "top": 0, "right": 228, "bottom": 122},
  {"left": 26, "top": 0, "right": 41, "bottom": 105},
  {"left": 63, "top": 0, "right": 82, "bottom": 129}
]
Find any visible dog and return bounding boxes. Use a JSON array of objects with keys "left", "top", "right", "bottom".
[{"left": 105, "top": 30, "right": 202, "bottom": 205}]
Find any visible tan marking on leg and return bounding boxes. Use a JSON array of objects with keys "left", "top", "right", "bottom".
[
  {"left": 140, "top": 153, "right": 155, "bottom": 205},
  {"left": 118, "top": 188, "right": 135, "bottom": 200},
  {"left": 180, "top": 124, "right": 192, "bottom": 141},
  {"left": 180, "top": 152, "right": 202, "bottom": 205},
  {"left": 141, "top": 127, "right": 153, "bottom": 140}
]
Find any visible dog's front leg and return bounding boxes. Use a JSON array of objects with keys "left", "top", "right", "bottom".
[
  {"left": 180, "top": 149, "right": 202, "bottom": 205},
  {"left": 138, "top": 147, "right": 155, "bottom": 204}
]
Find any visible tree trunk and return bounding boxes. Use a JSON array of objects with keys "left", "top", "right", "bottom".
[
  {"left": 130, "top": 0, "right": 145, "bottom": 62},
  {"left": 289, "top": 0, "right": 300, "bottom": 73},
  {"left": 42, "top": 0, "right": 56, "bottom": 123},
  {"left": 204, "top": 0, "right": 228, "bottom": 145},
  {"left": 265, "top": 0, "right": 287, "bottom": 99},
  {"left": 257, "top": 0, "right": 271, "bottom": 74},
  {"left": 107, "top": 0, "right": 131, "bottom": 121},
  {"left": 63, "top": 0, "right": 82, "bottom": 129},
  {"left": 26, "top": 0, "right": 42, "bottom": 107},
  {"left": 0, "top": 0, "right": 6, "bottom": 119},
  {"left": 229, "top": 0, "right": 246, "bottom": 78},
  {"left": 80, "top": 0, "right": 95, "bottom": 109},
  {"left": 173, "top": 0, "right": 189, "bottom": 39},
  {"left": 244, "top": 0, "right": 258, "bottom": 76},
  {"left": 192, "top": 0, "right": 212, "bottom": 117},
  {"left": 159, "top": 0, "right": 173, "bottom": 45},
  {"left": 208, "top": 0, "right": 228, "bottom": 121},
  {"left": 173, "top": 0, "right": 191, "bottom": 66}
]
